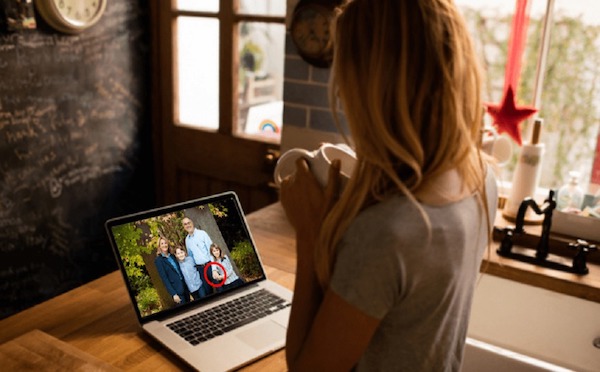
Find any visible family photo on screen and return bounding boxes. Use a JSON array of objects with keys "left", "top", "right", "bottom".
[{"left": 111, "top": 199, "right": 263, "bottom": 317}]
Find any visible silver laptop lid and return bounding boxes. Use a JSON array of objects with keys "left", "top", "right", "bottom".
[{"left": 105, "top": 191, "right": 268, "bottom": 324}]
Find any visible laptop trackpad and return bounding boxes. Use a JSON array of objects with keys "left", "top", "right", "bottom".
[{"left": 236, "top": 320, "right": 286, "bottom": 350}]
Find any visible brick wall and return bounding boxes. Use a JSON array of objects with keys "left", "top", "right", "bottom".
[{"left": 280, "top": 1, "right": 349, "bottom": 151}]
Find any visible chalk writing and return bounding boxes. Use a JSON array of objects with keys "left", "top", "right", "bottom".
[{"left": 0, "top": 0, "right": 153, "bottom": 320}]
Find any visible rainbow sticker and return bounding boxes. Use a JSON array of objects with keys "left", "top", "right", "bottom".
[{"left": 259, "top": 119, "right": 280, "bottom": 133}]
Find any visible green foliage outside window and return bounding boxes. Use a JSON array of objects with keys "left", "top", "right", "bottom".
[{"left": 462, "top": 6, "right": 600, "bottom": 190}]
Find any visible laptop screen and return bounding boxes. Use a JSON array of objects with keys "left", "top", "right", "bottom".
[{"left": 105, "top": 191, "right": 267, "bottom": 322}]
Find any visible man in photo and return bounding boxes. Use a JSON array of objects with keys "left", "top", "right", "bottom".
[{"left": 182, "top": 217, "right": 214, "bottom": 295}]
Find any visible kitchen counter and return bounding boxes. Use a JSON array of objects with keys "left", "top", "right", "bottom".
[{"left": 0, "top": 202, "right": 597, "bottom": 371}]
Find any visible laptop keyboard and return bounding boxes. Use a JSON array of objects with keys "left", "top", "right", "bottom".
[{"left": 166, "top": 289, "right": 291, "bottom": 346}]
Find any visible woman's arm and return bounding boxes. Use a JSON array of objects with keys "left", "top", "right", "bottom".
[
  {"left": 280, "top": 158, "right": 380, "bottom": 370},
  {"left": 287, "top": 237, "right": 380, "bottom": 370},
  {"left": 289, "top": 287, "right": 379, "bottom": 370}
]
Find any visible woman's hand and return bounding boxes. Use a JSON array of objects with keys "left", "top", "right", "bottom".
[
  {"left": 173, "top": 294, "right": 181, "bottom": 304},
  {"left": 279, "top": 157, "right": 342, "bottom": 250}
]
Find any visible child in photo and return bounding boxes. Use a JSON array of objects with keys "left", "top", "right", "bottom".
[
  {"left": 175, "top": 247, "right": 206, "bottom": 300},
  {"left": 209, "top": 243, "right": 245, "bottom": 292}
]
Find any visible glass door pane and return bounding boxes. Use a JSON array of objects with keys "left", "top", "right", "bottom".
[
  {"left": 176, "top": 17, "right": 220, "bottom": 130},
  {"left": 176, "top": 0, "right": 219, "bottom": 12},
  {"left": 237, "top": 22, "right": 286, "bottom": 142},
  {"left": 238, "top": 0, "right": 286, "bottom": 16}
]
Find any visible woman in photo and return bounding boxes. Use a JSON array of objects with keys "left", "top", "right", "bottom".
[{"left": 154, "top": 237, "right": 189, "bottom": 306}]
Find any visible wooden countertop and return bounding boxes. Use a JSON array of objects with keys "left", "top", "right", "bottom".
[
  {"left": 0, "top": 203, "right": 297, "bottom": 371},
  {"left": 1, "top": 202, "right": 598, "bottom": 371}
]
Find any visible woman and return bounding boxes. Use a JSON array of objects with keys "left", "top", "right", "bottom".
[
  {"left": 280, "top": 0, "right": 497, "bottom": 370},
  {"left": 154, "top": 237, "right": 189, "bottom": 306}
]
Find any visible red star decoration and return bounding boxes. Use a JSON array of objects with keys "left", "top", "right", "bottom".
[{"left": 486, "top": 85, "right": 537, "bottom": 146}]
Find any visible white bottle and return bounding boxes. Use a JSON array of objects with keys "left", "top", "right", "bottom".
[
  {"left": 556, "top": 171, "right": 584, "bottom": 211},
  {"left": 503, "top": 118, "right": 544, "bottom": 219}
]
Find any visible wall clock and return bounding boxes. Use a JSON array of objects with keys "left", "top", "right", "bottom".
[
  {"left": 34, "top": 0, "right": 107, "bottom": 34},
  {"left": 290, "top": 0, "right": 338, "bottom": 68}
]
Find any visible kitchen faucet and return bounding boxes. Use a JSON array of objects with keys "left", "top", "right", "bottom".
[
  {"left": 513, "top": 190, "right": 556, "bottom": 260},
  {"left": 496, "top": 190, "right": 596, "bottom": 275}
]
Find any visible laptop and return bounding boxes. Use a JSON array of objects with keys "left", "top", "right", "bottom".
[{"left": 105, "top": 191, "right": 293, "bottom": 371}]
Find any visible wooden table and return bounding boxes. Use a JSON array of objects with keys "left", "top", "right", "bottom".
[
  {"left": 1, "top": 202, "right": 599, "bottom": 371},
  {"left": 0, "top": 203, "right": 296, "bottom": 371}
]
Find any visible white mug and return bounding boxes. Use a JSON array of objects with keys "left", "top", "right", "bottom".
[
  {"left": 274, "top": 143, "right": 357, "bottom": 187},
  {"left": 482, "top": 128, "right": 513, "bottom": 166}
]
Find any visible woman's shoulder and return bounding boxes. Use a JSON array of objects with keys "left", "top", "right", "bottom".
[
  {"left": 357, "top": 196, "right": 419, "bottom": 221},
  {"left": 345, "top": 196, "right": 427, "bottom": 243}
]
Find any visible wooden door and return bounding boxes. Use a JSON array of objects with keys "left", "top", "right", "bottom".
[{"left": 151, "top": 1, "right": 283, "bottom": 213}]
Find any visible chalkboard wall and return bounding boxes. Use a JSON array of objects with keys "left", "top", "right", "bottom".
[{"left": 0, "top": 1, "right": 154, "bottom": 319}]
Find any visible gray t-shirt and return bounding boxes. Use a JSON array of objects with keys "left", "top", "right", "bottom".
[{"left": 330, "top": 170, "right": 497, "bottom": 371}]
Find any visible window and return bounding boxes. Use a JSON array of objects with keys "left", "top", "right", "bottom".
[
  {"left": 177, "top": 16, "right": 220, "bottom": 130},
  {"left": 456, "top": 0, "right": 600, "bottom": 198},
  {"left": 174, "top": 0, "right": 286, "bottom": 143}
]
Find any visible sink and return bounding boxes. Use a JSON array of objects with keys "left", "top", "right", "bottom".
[
  {"left": 463, "top": 274, "right": 600, "bottom": 371},
  {"left": 463, "top": 337, "right": 572, "bottom": 371}
]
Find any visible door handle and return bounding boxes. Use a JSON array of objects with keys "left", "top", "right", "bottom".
[
  {"left": 264, "top": 148, "right": 280, "bottom": 166},
  {"left": 265, "top": 149, "right": 280, "bottom": 190}
]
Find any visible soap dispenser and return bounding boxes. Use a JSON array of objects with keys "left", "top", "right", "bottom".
[{"left": 556, "top": 171, "right": 584, "bottom": 212}]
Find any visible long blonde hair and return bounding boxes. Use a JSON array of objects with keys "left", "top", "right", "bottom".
[{"left": 316, "top": 0, "right": 489, "bottom": 288}]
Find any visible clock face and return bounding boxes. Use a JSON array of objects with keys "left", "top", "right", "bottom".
[
  {"left": 35, "top": 0, "right": 107, "bottom": 33},
  {"left": 291, "top": 7, "right": 331, "bottom": 57},
  {"left": 291, "top": 3, "right": 334, "bottom": 67},
  {"left": 52, "top": 0, "right": 104, "bottom": 26}
]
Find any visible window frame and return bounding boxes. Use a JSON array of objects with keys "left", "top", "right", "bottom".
[{"left": 172, "top": 1, "right": 286, "bottom": 142}]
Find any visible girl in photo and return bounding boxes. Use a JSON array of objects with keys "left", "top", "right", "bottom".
[{"left": 209, "top": 243, "right": 245, "bottom": 292}]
